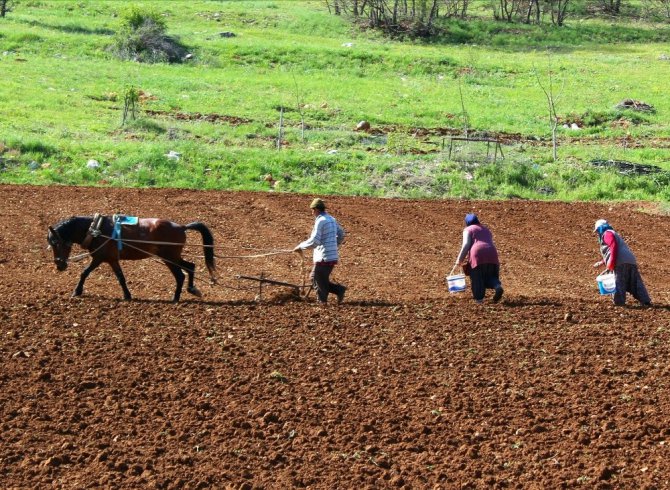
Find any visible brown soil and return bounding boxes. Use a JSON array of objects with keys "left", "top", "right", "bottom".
[
  {"left": 143, "top": 110, "right": 253, "bottom": 126},
  {"left": 1, "top": 185, "right": 669, "bottom": 489}
]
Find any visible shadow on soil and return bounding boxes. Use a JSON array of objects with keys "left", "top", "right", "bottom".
[{"left": 502, "top": 298, "right": 565, "bottom": 307}]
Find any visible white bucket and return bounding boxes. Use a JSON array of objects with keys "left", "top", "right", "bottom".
[
  {"left": 596, "top": 272, "right": 616, "bottom": 295},
  {"left": 446, "top": 274, "right": 467, "bottom": 293}
]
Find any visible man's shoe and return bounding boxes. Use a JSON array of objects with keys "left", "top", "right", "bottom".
[
  {"left": 492, "top": 286, "right": 504, "bottom": 303},
  {"left": 337, "top": 286, "right": 347, "bottom": 304}
]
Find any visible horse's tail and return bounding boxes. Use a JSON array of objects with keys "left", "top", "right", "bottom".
[{"left": 185, "top": 222, "right": 217, "bottom": 284}]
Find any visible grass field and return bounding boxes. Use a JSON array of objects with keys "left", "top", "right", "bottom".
[{"left": 1, "top": 0, "right": 669, "bottom": 200}]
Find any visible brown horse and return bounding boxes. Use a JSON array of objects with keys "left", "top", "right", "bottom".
[{"left": 47, "top": 215, "right": 217, "bottom": 302}]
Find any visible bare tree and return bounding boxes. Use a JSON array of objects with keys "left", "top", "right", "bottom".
[
  {"left": 492, "top": 0, "right": 525, "bottom": 21},
  {"left": 333, "top": 0, "right": 441, "bottom": 35},
  {"left": 534, "top": 63, "right": 560, "bottom": 161},
  {"left": 292, "top": 74, "right": 307, "bottom": 144},
  {"left": 325, "top": 0, "right": 342, "bottom": 14},
  {"left": 598, "top": 0, "right": 623, "bottom": 14},
  {"left": 443, "top": 0, "right": 470, "bottom": 18},
  {"left": 525, "top": 0, "right": 542, "bottom": 23},
  {"left": 546, "top": 0, "right": 570, "bottom": 25},
  {"left": 326, "top": 0, "right": 368, "bottom": 15},
  {"left": 0, "top": 0, "right": 16, "bottom": 18},
  {"left": 457, "top": 77, "right": 469, "bottom": 138},
  {"left": 276, "top": 107, "right": 284, "bottom": 150}
]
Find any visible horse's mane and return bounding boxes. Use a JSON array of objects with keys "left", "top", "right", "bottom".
[{"left": 53, "top": 216, "right": 92, "bottom": 240}]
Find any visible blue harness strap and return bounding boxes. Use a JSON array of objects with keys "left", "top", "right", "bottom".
[
  {"left": 117, "top": 215, "right": 139, "bottom": 225},
  {"left": 111, "top": 214, "right": 139, "bottom": 250},
  {"left": 111, "top": 217, "right": 123, "bottom": 250}
]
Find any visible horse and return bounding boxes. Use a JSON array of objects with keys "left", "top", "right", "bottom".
[{"left": 47, "top": 215, "right": 217, "bottom": 302}]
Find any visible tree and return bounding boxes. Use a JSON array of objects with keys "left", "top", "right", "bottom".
[
  {"left": 457, "top": 77, "right": 470, "bottom": 138},
  {"left": 534, "top": 63, "right": 561, "bottom": 161},
  {"left": 546, "top": 0, "right": 570, "bottom": 25},
  {"left": 327, "top": 0, "right": 442, "bottom": 36},
  {"left": 0, "top": 0, "right": 16, "bottom": 18},
  {"left": 443, "top": 0, "right": 470, "bottom": 19},
  {"left": 525, "top": 0, "right": 542, "bottom": 23},
  {"left": 493, "top": 0, "right": 525, "bottom": 21},
  {"left": 598, "top": 0, "right": 623, "bottom": 14},
  {"left": 292, "top": 74, "right": 307, "bottom": 144}
]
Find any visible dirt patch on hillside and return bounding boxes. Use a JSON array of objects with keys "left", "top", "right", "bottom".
[
  {"left": 144, "top": 109, "right": 252, "bottom": 126},
  {"left": 1, "top": 185, "right": 669, "bottom": 488}
]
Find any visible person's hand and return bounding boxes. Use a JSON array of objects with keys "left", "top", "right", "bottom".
[{"left": 593, "top": 260, "right": 603, "bottom": 268}]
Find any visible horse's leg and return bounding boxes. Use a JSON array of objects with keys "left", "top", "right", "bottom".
[
  {"left": 165, "top": 262, "right": 185, "bottom": 303},
  {"left": 109, "top": 260, "right": 132, "bottom": 301},
  {"left": 180, "top": 259, "right": 201, "bottom": 297},
  {"left": 73, "top": 257, "right": 103, "bottom": 297}
]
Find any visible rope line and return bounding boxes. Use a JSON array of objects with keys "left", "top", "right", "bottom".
[
  {"left": 65, "top": 236, "right": 309, "bottom": 294},
  {"left": 214, "top": 250, "right": 294, "bottom": 259},
  {"left": 94, "top": 234, "right": 294, "bottom": 260},
  {"left": 68, "top": 238, "right": 112, "bottom": 263},
  {"left": 106, "top": 237, "right": 249, "bottom": 291}
]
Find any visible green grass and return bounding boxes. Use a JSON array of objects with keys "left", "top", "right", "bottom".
[{"left": 1, "top": 0, "right": 669, "bottom": 201}]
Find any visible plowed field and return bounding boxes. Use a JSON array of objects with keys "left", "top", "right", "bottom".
[{"left": 1, "top": 185, "right": 669, "bottom": 489}]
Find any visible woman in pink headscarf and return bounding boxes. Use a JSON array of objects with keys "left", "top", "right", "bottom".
[
  {"left": 593, "top": 219, "right": 651, "bottom": 306},
  {"left": 454, "top": 213, "right": 503, "bottom": 304}
]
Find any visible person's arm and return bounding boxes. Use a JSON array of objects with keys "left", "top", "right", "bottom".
[
  {"left": 455, "top": 228, "right": 473, "bottom": 264},
  {"left": 336, "top": 222, "right": 345, "bottom": 247},
  {"left": 295, "top": 218, "right": 322, "bottom": 251},
  {"left": 603, "top": 230, "right": 617, "bottom": 270}
]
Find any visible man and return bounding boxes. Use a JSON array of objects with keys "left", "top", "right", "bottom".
[
  {"left": 593, "top": 219, "right": 651, "bottom": 306},
  {"left": 294, "top": 198, "right": 346, "bottom": 305}
]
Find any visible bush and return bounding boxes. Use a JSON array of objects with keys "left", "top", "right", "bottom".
[
  {"left": 120, "top": 6, "right": 166, "bottom": 32},
  {"left": 111, "top": 6, "right": 187, "bottom": 63}
]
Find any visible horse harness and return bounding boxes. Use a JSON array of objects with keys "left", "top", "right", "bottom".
[
  {"left": 81, "top": 214, "right": 139, "bottom": 251},
  {"left": 81, "top": 213, "right": 104, "bottom": 248}
]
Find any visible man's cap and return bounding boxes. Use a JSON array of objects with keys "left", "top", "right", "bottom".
[
  {"left": 594, "top": 219, "right": 608, "bottom": 232},
  {"left": 310, "top": 198, "right": 326, "bottom": 210}
]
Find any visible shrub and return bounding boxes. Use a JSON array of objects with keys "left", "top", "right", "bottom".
[
  {"left": 120, "top": 6, "right": 166, "bottom": 32},
  {"left": 110, "top": 6, "right": 187, "bottom": 63}
]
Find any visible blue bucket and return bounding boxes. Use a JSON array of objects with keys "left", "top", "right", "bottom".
[{"left": 446, "top": 274, "right": 467, "bottom": 293}]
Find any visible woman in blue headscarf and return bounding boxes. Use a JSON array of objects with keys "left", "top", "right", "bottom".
[{"left": 454, "top": 213, "right": 503, "bottom": 304}]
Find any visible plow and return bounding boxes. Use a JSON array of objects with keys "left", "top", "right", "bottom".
[{"left": 236, "top": 272, "right": 312, "bottom": 301}]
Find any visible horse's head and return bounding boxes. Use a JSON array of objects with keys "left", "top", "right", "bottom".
[{"left": 47, "top": 225, "right": 72, "bottom": 271}]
